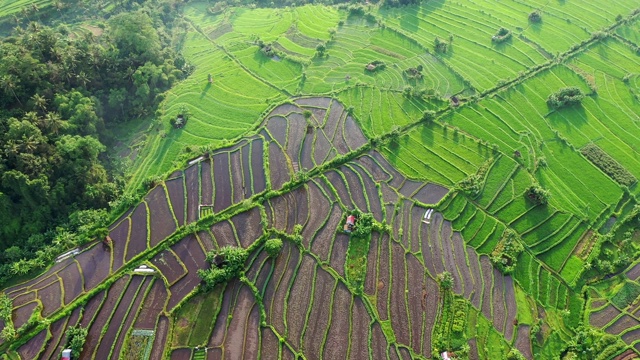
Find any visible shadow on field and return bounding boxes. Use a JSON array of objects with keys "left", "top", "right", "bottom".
[{"left": 201, "top": 83, "right": 212, "bottom": 99}]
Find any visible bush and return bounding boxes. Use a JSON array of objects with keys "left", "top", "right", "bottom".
[
  {"left": 437, "top": 271, "right": 453, "bottom": 290},
  {"left": 526, "top": 185, "right": 549, "bottom": 205},
  {"left": 421, "top": 110, "right": 436, "bottom": 122},
  {"left": 492, "top": 27, "right": 512, "bottom": 43},
  {"left": 528, "top": 11, "right": 542, "bottom": 23},
  {"left": 198, "top": 246, "right": 248, "bottom": 290},
  {"left": 547, "top": 87, "right": 584, "bottom": 109},
  {"left": 490, "top": 229, "right": 523, "bottom": 274},
  {"left": 265, "top": 238, "right": 283, "bottom": 258},
  {"left": 434, "top": 37, "right": 448, "bottom": 53},
  {"left": 65, "top": 326, "right": 88, "bottom": 358},
  {"left": 580, "top": 143, "right": 637, "bottom": 186}
]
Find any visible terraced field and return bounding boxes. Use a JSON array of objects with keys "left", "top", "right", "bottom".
[{"left": 3, "top": 0, "right": 640, "bottom": 359}]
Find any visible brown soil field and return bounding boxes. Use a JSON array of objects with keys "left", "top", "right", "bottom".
[
  {"left": 38, "top": 278, "right": 62, "bottom": 317},
  {"left": 134, "top": 279, "right": 167, "bottom": 329},
  {"left": 152, "top": 249, "right": 187, "bottom": 286},
  {"left": 390, "top": 241, "right": 411, "bottom": 346},
  {"left": 614, "top": 349, "right": 639, "bottom": 360},
  {"left": 467, "top": 249, "right": 483, "bottom": 308},
  {"left": 365, "top": 232, "right": 381, "bottom": 296},
  {"left": 110, "top": 217, "right": 130, "bottom": 272},
  {"left": 209, "top": 282, "right": 240, "bottom": 347},
  {"left": 285, "top": 113, "right": 306, "bottom": 163},
  {"left": 201, "top": 159, "right": 213, "bottom": 206},
  {"left": 441, "top": 219, "right": 465, "bottom": 295},
  {"left": 241, "top": 143, "right": 255, "bottom": 197},
  {"left": 310, "top": 204, "right": 341, "bottom": 261},
  {"left": 606, "top": 314, "right": 640, "bottom": 335},
  {"left": 468, "top": 338, "right": 479, "bottom": 360},
  {"left": 621, "top": 327, "right": 640, "bottom": 344},
  {"left": 504, "top": 277, "right": 517, "bottom": 342},
  {"left": 341, "top": 166, "right": 368, "bottom": 212},
  {"left": 259, "top": 323, "right": 280, "bottom": 357},
  {"left": 210, "top": 220, "right": 239, "bottom": 247},
  {"left": 452, "top": 232, "right": 474, "bottom": 299},
  {"left": 406, "top": 253, "right": 426, "bottom": 353},
  {"left": 329, "top": 233, "right": 349, "bottom": 278},
  {"left": 300, "top": 182, "right": 331, "bottom": 248},
  {"left": 350, "top": 296, "right": 372, "bottom": 358},
  {"left": 302, "top": 267, "right": 335, "bottom": 357},
  {"left": 80, "top": 275, "right": 130, "bottom": 358},
  {"left": 267, "top": 243, "right": 300, "bottom": 336},
  {"left": 427, "top": 213, "right": 446, "bottom": 275},
  {"left": 60, "top": 262, "right": 84, "bottom": 305},
  {"left": 231, "top": 206, "right": 263, "bottom": 248},
  {"left": 492, "top": 272, "right": 507, "bottom": 334},
  {"left": 196, "top": 230, "right": 216, "bottom": 252},
  {"left": 213, "top": 153, "right": 232, "bottom": 213},
  {"left": 371, "top": 321, "right": 389, "bottom": 358},
  {"left": 171, "top": 348, "right": 192, "bottom": 360},
  {"left": 79, "top": 289, "right": 106, "bottom": 328},
  {"left": 44, "top": 306, "right": 82, "bottom": 360},
  {"left": 285, "top": 255, "right": 315, "bottom": 349},
  {"left": 111, "top": 278, "right": 153, "bottom": 359},
  {"left": 413, "top": 183, "right": 449, "bottom": 204},
  {"left": 268, "top": 142, "right": 291, "bottom": 190},
  {"left": 399, "top": 179, "right": 424, "bottom": 198},
  {"left": 229, "top": 150, "right": 245, "bottom": 204},
  {"left": 480, "top": 255, "right": 495, "bottom": 321},
  {"left": 376, "top": 235, "right": 391, "bottom": 321},
  {"left": 75, "top": 244, "right": 111, "bottom": 291},
  {"left": 370, "top": 151, "right": 405, "bottom": 189},
  {"left": 351, "top": 164, "right": 384, "bottom": 222},
  {"left": 167, "top": 235, "right": 206, "bottom": 310},
  {"left": 185, "top": 163, "right": 200, "bottom": 223},
  {"left": 626, "top": 263, "right": 640, "bottom": 281},
  {"left": 313, "top": 131, "right": 332, "bottom": 165},
  {"left": 325, "top": 170, "right": 354, "bottom": 209},
  {"left": 11, "top": 291, "right": 35, "bottom": 308},
  {"left": 356, "top": 154, "right": 392, "bottom": 183},
  {"left": 300, "top": 131, "right": 315, "bottom": 170},
  {"left": 266, "top": 116, "right": 288, "bottom": 147},
  {"left": 250, "top": 138, "right": 267, "bottom": 194},
  {"left": 245, "top": 250, "right": 269, "bottom": 283},
  {"left": 343, "top": 115, "right": 367, "bottom": 150},
  {"left": 147, "top": 186, "right": 177, "bottom": 247},
  {"left": 590, "top": 304, "right": 622, "bottom": 327},
  {"left": 294, "top": 96, "right": 332, "bottom": 108},
  {"left": 125, "top": 202, "right": 149, "bottom": 262},
  {"left": 422, "top": 275, "right": 440, "bottom": 356},
  {"left": 17, "top": 327, "right": 46, "bottom": 360},
  {"left": 165, "top": 177, "right": 186, "bottom": 227},
  {"left": 221, "top": 288, "right": 260, "bottom": 358},
  {"left": 95, "top": 276, "right": 145, "bottom": 358},
  {"left": 323, "top": 283, "right": 351, "bottom": 359},
  {"left": 150, "top": 316, "right": 169, "bottom": 360},
  {"left": 515, "top": 325, "right": 533, "bottom": 359}
]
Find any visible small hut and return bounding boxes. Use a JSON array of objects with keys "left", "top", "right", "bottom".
[
  {"left": 212, "top": 254, "right": 227, "bottom": 269},
  {"left": 62, "top": 349, "right": 72, "bottom": 360},
  {"left": 344, "top": 215, "right": 356, "bottom": 233},
  {"left": 208, "top": 73, "right": 213, "bottom": 83},
  {"left": 450, "top": 96, "right": 460, "bottom": 107}
]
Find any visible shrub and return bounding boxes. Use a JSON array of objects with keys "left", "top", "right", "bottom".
[
  {"left": 580, "top": 143, "right": 637, "bottom": 186},
  {"left": 492, "top": 27, "right": 512, "bottom": 43},
  {"left": 528, "top": 11, "right": 542, "bottom": 23},
  {"left": 526, "top": 185, "right": 549, "bottom": 205},
  {"left": 65, "top": 326, "right": 88, "bottom": 358},
  {"left": 547, "top": 87, "right": 584, "bottom": 109},
  {"left": 421, "top": 110, "right": 436, "bottom": 122},
  {"left": 437, "top": 271, "right": 454, "bottom": 290},
  {"left": 434, "top": 37, "right": 448, "bottom": 53},
  {"left": 490, "top": 229, "right": 523, "bottom": 274},
  {"left": 265, "top": 238, "right": 283, "bottom": 258}
]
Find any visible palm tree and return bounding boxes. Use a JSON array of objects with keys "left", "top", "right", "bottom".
[
  {"left": 76, "top": 71, "right": 89, "bottom": 88},
  {"left": 1, "top": 75, "right": 23, "bottom": 106},
  {"left": 44, "top": 112, "right": 63, "bottom": 135},
  {"left": 31, "top": 94, "right": 47, "bottom": 113}
]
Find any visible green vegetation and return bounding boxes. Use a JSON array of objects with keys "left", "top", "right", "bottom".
[
  {"left": 546, "top": 86, "right": 585, "bottom": 109},
  {"left": 490, "top": 229, "right": 524, "bottom": 274},
  {"left": 344, "top": 211, "right": 373, "bottom": 294},
  {"left": 264, "top": 238, "right": 284, "bottom": 258},
  {"left": 581, "top": 143, "right": 637, "bottom": 187},
  {"left": 198, "top": 246, "right": 249, "bottom": 290},
  {"left": 65, "top": 326, "right": 88, "bottom": 359}
]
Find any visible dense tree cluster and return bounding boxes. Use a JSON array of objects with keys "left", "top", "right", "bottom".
[
  {"left": 580, "top": 143, "right": 636, "bottom": 187},
  {"left": 526, "top": 185, "right": 550, "bottom": 205},
  {"left": 0, "top": 2, "right": 189, "bottom": 284},
  {"left": 547, "top": 86, "right": 585, "bottom": 109},
  {"left": 65, "top": 326, "right": 88, "bottom": 358},
  {"left": 198, "top": 246, "right": 248, "bottom": 290},
  {"left": 490, "top": 229, "right": 523, "bottom": 274}
]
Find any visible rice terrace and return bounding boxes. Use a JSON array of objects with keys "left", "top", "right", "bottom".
[{"left": 1, "top": 0, "right": 640, "bottom": 359}]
